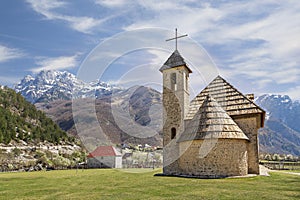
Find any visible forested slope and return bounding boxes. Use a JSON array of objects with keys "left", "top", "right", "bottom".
[{"left": 0, "top": 86, "right": 72, "bottom": 144}]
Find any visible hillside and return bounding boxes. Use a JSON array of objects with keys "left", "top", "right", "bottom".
[
  {"left": 0, "top": 86, "right": 73, "bottom": 144},
  {"left": 36, "top": 86, "right": 163, "bottom": 147},
  {"left": 0, "top": 86, "right": 84, "bottom": 172}
]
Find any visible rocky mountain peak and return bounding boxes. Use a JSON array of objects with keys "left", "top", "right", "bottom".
[
  {"left": 255, "top": 94, "right": 296, "bottom": 120},
  {"left": 15, "top": 70, "right": 120, "bottom": 104},
  {"left": 255, "top": 94, "right": 300, "bottom": 155},
  {"left": 256, "top": 94, "right": 292, "bottom": 106}
]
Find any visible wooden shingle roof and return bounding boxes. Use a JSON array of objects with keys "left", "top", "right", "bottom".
[
  {"left": 186, "top": 76, "right": 265, "bottom": 120},
  {"left": 178, "top": 95, "right": 249, "bottom": 142},
  {"left": 159, "top": 50, "right": 192, "bottom": 73}
]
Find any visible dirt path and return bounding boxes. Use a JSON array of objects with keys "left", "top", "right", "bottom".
[
  {"left": 260, "top": 165, "right": 300, "bottom": 176},
  {"left": 273, "top": 170, "right": 300, "bottom": 176},
  {"left": 259, "top": 165, "right": 270, "bottom": 176}
]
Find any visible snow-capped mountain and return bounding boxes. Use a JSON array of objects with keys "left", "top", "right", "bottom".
[
  {"left": 255, "top": 94, "right": 300, "bottom": 155},
  {"left": 256, "top": 94, "right": 300, "bottom": 131},
  {"left": 15, "top": 70, "right": 121, "bottom": 103}
]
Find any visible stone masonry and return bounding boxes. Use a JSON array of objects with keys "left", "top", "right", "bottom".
[
  {"left": 159, "top": 49, "right": 265, "bottom": 178},
  {"left": 179, "top": 139, "right": 248, "bottom": 177}
]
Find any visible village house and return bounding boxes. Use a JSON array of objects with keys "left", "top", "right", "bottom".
[{"left": 87, "top": 146, "right": 122, "bottom": 168}]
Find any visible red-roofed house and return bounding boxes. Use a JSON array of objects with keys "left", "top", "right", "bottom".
[{"left": 87, "top": 146, "right": 122, "bottom": 168}]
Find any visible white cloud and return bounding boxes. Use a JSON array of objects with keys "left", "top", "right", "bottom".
[
  {"left": 31, "top": 0, "right": 64, "bottom": 9},
  {"left": 120, "top": 1, "right": 300, "bottom": 81},
  {"left": 146, "top": 49, "right": 170, "bottom": 66},
  {"left": 0, "top": 45, "right": 24, "bottom": 63},
  {"left": 26, "top": 0, "right": 105, "bottom": 33},
  {"left": 61, "top": 16, "right": 104, "bottom": 34},
  {"left": 95, "top": 0, "right": 127, "bottom": 8},
  {"left": 282, "top": 85, "right": 300, "bottom": 101},
  {"left": 216, "top": 2, "right": 300, "bottom": 62},
  {"left": 31, "top": 54, "right": 79, "bottom": 73},
  {"left": 25, "top": 0, "right": 65, "bottom": 19},
  {"left": 0, "top": 75, "right": 21, "bottom": 86},
  {"left": 271, "top": 67, "right": 300, "bottom": 84},
  {"left": 24, "top": 0, "right": 300, "bottom": 99},
  {"left": 125, "top": 2, "right": 224, "bottom": 36}
]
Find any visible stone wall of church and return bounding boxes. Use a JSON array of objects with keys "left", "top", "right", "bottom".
[
  {"left": 162, "top": 66, "right": 190, "bottom": 175},
  {"left": 162, "top": 86, "right": 182, "bottom": 174},
  {"left": 178, "top": 139, "right": 248, "bottom": 177},
  {"left": 232, "top": 115, "right": 260, "bottom": 174}
]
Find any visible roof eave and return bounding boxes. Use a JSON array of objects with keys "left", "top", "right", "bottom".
[{"left": 159, "top": 64, "right": 192, "bottom": 73}]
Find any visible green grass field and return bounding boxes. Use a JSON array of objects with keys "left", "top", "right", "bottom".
[{"left": 0, "top": 169, "right": 299, "bottom": 200}]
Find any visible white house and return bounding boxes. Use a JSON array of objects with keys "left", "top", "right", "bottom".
[{"left": 87, "top": 146, "right": 122, "bottom": 168}]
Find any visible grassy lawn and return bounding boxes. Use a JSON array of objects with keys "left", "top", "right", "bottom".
[
  {"left": 274, "top": 170, "right": 300, "bottom": 174},
  {"left": 288, "top": 170, "right": 300, "bottom": 173},
  {"left": 0, "top": 169, "right": 299, "bottom": 200}
]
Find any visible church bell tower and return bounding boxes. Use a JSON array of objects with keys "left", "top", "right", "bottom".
[{"left": 160, "top": 49, "right": 192, "bottom": 174}]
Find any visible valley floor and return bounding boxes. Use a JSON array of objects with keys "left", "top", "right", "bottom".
[{"left": 0, "top": 169, "right": 299, "bottom": 200}]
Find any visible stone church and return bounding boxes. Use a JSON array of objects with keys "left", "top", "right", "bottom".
[{"left": 160, "top": 49, "right": 265, "bottom": 178}]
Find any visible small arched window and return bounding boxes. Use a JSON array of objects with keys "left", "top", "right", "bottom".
[
  {"left": 185, "top": 73, "right": 188, "bottom": 91},
  {"left": 171, "top": 73, "right": 177, "bottom": 91},
  {"left": 171, "top": 127, "right": 176, "bottom": 139}
]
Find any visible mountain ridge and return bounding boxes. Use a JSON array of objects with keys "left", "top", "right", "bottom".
[
  {"left": 36, "top": 85, "right": 163, "bottom": 148},
  {"left": 14, "top": 70, "right": 300, "bottom": 155},
  {"left": 256, "top": 94, "right": 300, "bottom": 155},
  {"left": 15, "top": 70, "right": 121, "bottom": 104}
]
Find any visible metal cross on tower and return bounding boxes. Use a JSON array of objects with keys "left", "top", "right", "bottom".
[{"left": 166, "top": 28, "right": 188, "bottom": 50}]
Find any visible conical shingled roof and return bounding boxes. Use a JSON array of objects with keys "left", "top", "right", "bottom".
[
  {"left": 186, "top": 76, "right": 265, "bottom": 122},
  {"left": 178, "top": 95, "right": 249, "bottom": 142},
  {"left": 159, "top": 50, "right": 192, "bottom": 72}
]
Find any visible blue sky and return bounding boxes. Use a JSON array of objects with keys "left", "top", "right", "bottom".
[{"left": 0, "top": 0, "right": 300, "bottom": 100}]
